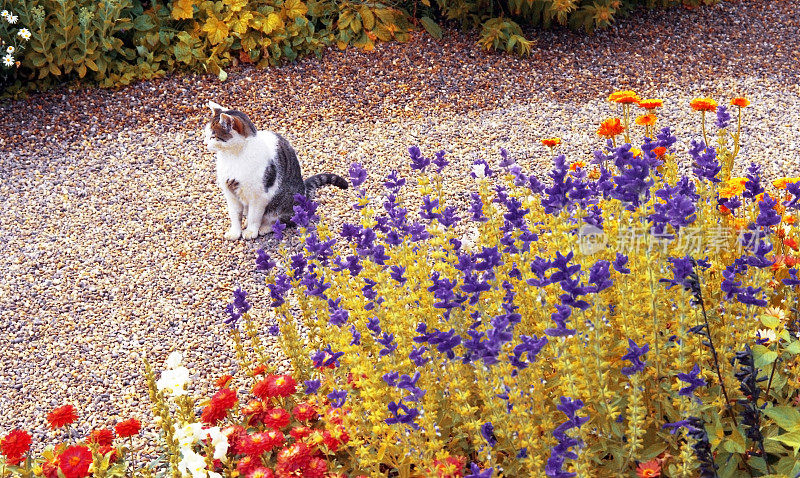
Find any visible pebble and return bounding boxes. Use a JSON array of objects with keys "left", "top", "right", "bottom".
[{"left": 0, "top": 0, "right": 797, "bottom": 455}]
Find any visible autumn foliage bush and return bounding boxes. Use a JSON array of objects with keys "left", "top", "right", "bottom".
[{"left": 2, "top": 0, "right": 718, "bottom": 94}]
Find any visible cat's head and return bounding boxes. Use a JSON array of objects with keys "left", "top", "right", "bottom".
[{"left": 203, "top": 101, "right": 258, "bottom": 152}]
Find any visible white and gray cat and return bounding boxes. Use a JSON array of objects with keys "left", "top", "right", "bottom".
[{"left": 203, "top": 101, "right": 348, "bottom": 240}]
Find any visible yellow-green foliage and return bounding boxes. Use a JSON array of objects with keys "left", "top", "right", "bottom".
[{"left": 261, "top": 95, "right": 800, "bottom": 476}]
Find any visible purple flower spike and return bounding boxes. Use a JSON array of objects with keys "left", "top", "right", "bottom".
[
  {"left": 620, "top": 339, "right": 649, "bottom": 376},
  {"left": 465, "top": 463, "right": 494, "bottom": 478},
  {"left": 349, "top": 162, "right": 367, "bottom": 187},
  {"left": 432, "top": 150, "right": 449, "bottom": 173},
  {"left": 409, "top": 146, "right": 430, "bottom": 171},
  {"left": 716, "top": 105, "right": 731, "bottom": 129},
  {"left": 677, "top": 363, "right": 707, "bottom": 399},
  {"left": 271, "top": 220, "right": 286, "bottom": 240}
]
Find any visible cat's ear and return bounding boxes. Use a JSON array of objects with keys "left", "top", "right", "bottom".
[
  {"left": 219, "top": 113, "right": 234, "bottom": 132},
  {"left": 208, "top": 101, "right": 224, "bottom": 114},
  {"left": 220, "top": 113, "right": 248, "bottom": 136}
]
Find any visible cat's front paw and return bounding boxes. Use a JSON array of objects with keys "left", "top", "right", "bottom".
[
  {"left": 224, "top": 228, "right": 242, "bottom": 241},
  {"left": 242, "top": 228, "right": 259, "bottom": 240}
]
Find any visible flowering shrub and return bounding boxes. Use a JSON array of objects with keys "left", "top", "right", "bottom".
[
  {"left": 142, "top": 348, "right": 363, "bottom": 477},
  {"left": 0, "top": 404, "right": 142, "bottom": 477},
  {"left": 0, "top": 5, "right": 30, "bottom": 88},
  {"left": 247, "top": 92, "right": 800, "bottom": 476}
]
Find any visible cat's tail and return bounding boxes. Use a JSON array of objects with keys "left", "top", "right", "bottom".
[{"left": 304, "top": 173, "right": 349, "bottom": 194}]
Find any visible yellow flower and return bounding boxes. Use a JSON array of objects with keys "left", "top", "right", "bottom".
[
  {"left": 719, "top": 177, "right": 748, "bottom": 198},
  {"left": 569, "top": 161, "right": 586, "bottom": 171},
  {"left": 629, "top": 147, "right": 642, "bottom": 158},
  {"left": 690, "top": 97, "right": 718, "bottom": 112}
]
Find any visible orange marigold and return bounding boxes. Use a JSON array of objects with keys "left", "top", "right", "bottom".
[
  {"left": 719, "top": 177, "right": 748, "bottom": 199},
  {"left": 730, "top": 97, "right": 750, "bottom": 108},
  {"left": 690, "top": 97, "right": 718, "bottom": 112},
  {"left": 636, "top": 458, "right": 662, "bottom": 478},
  {"left": 773, "top": 177, "right": 800, "bottom": 190},
  {"left": 638, "top": 99, "right": 664, "bottom": 109},
  {"left": 653, "top": 146, "right": 667, "bottom": 158},
  {"left": 541, "top": 137, "right": 561, "bottom": 148},
  {"left": 569, "top": 161, "right": 586, "bottom": 171},
  {"left": 609, "top": 90, "right": 640, "bottom": 104},
  {"left": 597, "top": 118, "right": 624, "bottom": 139},
  {"left": 635, "top": 113, "right": 657, "bottom": 126}
]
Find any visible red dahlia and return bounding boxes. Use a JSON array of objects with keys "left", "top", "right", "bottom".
[
  {"left": 262, "top": 408, "right": 290, "bottom": 429},
  {"left": 114, "top": 418, "right": 142, "bottom": 438},
  {"left": 47, "top": 405, "right": 77, "bottom": 429},
  {"left": 236, "top": 456, "right": 261, "bottom": 476},
  {"left": 289, "top": 426, "right": 312, "bottom": 441},
  {"left": 216, "top": 374, "right": 234, "bottom": 388},
  {"left": 1, "top": 428, "right": 32, "bottom": 465},
  {"left": 292, "top": 402, "right": 318, "bottom": 422},
  {"left": 305, "top": 456, "right": 328, "bottom": 478},
  {"left": 239, "top": 431, "right": 279, "bottom": 457},
  {"left": 88, "top": 428, "right": 114, "bottom": 446},
  {"left": 276, "top": 442, "right": 311, "bottom": 474},
  {"left": 266, "top": 375, "right": 296, "bottom": 398},
  {"left": 247, "top": 468, "right": 275, "bottom": 478},
  {"left": 57, "top": 445, "right": 92, "bottom": 478},
  {"left": 98, "top": 445, "right": 118, "bottom": 462}
]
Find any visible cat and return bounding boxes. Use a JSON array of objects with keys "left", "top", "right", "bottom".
[{"left": 203, "top": 101, "right": 348, "bottom": 240}]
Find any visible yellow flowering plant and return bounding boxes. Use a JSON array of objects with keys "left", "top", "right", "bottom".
[{"left": 251, "top": 94, "right": 800, "bottom": 477}]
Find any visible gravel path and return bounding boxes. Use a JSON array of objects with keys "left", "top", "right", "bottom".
[{"left": 1, "top": 0, "right": 798, "bottom": 454}]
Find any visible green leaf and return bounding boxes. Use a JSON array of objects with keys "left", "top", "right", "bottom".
[
  {"left": 218, "top": 68, "right": 227, "bottom": 81},
  {"left": 133, "top": 15, "right": 155, "bottom": 31},
  {"left": 754, "top": 349, "right": 778, "bottom": 369},
  {"left": 785, "top": 340, "right": 800, "bottom": 355},
  {"left": 763, "top": 406, "right": 800, "bottom": 431},
  {"left": 419, "top": 16, "right": 442, "bottom": 39},
  {"left": 768, "top": 430, "right": 800, "bottom": 455},
  {"left": 760, "top": 314, "right": 780, "bottom": 328}
]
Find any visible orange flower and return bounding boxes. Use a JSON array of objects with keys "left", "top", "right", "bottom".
[
  {"left": 719, "top": 204, "right": 731, "bottom": 215},
  {"left": 719, "top": 177, "right": 748, "bottom": 198},
  {"left": 609, "top": 90, "right": 640, "bottom": 104},
  {"left": 730, "top": 97, "right": 750, "bottom": 108},
  {"left": 785, "top": 237, "right": 799, "bottom": 251},
  {"left": 216, "top": 374, "right": 234, "bottom": 388},
  {"left": 588, "top": 168, "right": 601, "bottom": 180},
  {"left": 541, "top": 138, "right": 561, "bottom": 148},
  {"left": 785, "top": 216, "right": 796, "bottom": 225},
  {"left": 638, "top": 99, "right": 664, "bottom": 109},
  {"left": 597, "top": 118, "right": 624, "bottom": 139},
  {"left": 47, "top": 405, "right": 77, "bottom": 429},
  {"left": 635, "top": 113, "right": 657, "bottom": 126},
  {"left": 569, "top": 161, "right": 586, "bottom": 171},
  {"left": 690, "top": 97, "right": 718, "bottom": 112},
  {"left": 87, "top": 429, "right": 114, "bottom": 447},
  {"left": 773, "top": 177, "right": 800, "bottom": 190},
  {"left": 636, "top": 458, "right": 662, "bottom": 478},
  {"left": 653, "top": 146, "right": 667, "bottom": 158}
]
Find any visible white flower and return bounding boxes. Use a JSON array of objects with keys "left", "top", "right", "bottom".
[
  {"left": 2, "top": 55, "right": 14, "bottom": 67},
  {"left": 166, "top": 351, "right": 183, "bottom": 369},
  {"left": 756, "top": 328, "right": 777, "bottom": 344},
  {"left": 155, "top": 366, "right": 190, "bottom": 396},
  {"left": 0, "top": 10, "right": 8, "bottom": 18},
  {"left": 175, "top": 423, "right": 203, "bottom": 448},
  {"left": 7, "top": 14, "right": 17, "bottom": 24},
  {"left": 471, "top": 163, "right": 486, "bottom": 179},
  {"left": 178, "top": 448, "right": 208, "bottom": 478},
  {"left": 17, "top": 28, "right": 30, "bottom": 41},
  {"left": 6, "top": 46, "right": 13, "bottom": 54}
]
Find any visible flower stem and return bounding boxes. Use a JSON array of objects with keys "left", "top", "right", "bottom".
[{"left": 701, "top": 112, "right": 710, "bottom": 149}]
